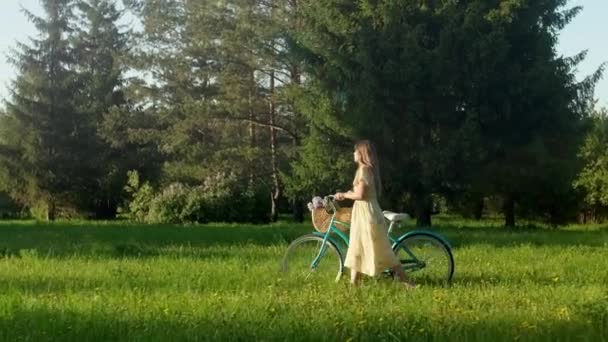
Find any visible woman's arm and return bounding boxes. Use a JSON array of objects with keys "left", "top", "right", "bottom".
[{"left": 341, "top": 182, "right": 366, "bottom": 201}]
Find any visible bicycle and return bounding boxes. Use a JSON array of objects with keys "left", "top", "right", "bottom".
[{"left": 281, "top": 195, "right": 454, "bottom": 285}]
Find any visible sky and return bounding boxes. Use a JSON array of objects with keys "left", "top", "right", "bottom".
[{"left": 1, "top": 0, "right": 607, "bottom": 107}]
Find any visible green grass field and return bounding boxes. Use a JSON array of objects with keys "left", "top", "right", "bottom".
[{"left": 1, "top": 218, "right": 607, "bottom": 341}]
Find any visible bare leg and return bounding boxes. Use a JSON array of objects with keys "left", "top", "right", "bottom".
[
  {"left": 350, "top": 270, "right": 361, "bottom": 286},
  {"left": 392, "top": 265, "right": 416, "bottom": 288}
]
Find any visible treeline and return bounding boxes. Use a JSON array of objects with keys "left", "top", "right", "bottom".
[{"left": 0, "top": 0, "right": 606, "bottom": 226}]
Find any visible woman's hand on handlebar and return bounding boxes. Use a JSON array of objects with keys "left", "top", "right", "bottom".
[{"left": 334, "top": 192, "right": 345, "bottom": 201}]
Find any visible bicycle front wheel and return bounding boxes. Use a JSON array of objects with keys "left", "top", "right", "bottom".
[
  {"left": 393, "top": 233, "right": 454, "bottom": 285},
  {"left": 281, "top": 234, "right": 344, "bottom": 283}
]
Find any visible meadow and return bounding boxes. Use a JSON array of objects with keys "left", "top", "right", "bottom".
[{"left": 0, "top": 217, "right": 607, "bottom": 341}]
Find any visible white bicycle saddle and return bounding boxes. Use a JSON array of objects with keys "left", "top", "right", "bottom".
[{"left": 382, "top": 211, "right": 410, "bottom": 222}]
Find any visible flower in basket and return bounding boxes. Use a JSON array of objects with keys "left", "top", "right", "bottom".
[{"left": 307, "top": 196, "right": 326, "bottom": 212}]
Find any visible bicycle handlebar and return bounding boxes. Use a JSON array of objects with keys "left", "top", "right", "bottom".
[{"left": 324, "top": 195, "right": 338, "bottom": 213}]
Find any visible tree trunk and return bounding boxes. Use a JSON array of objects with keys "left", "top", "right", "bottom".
[
  {"left": 292, "top": 199, "right": 304, "bottom": 222},
  {"left": 415, "top": 192, "right": 432, "bottom": 227},
  {"left": 47, "top": 199, "right": 56, "bottom": 222},
  {"left": 269, "top": 70, "right": 280, "bottom": 222},
  {"left": 549, "top": 204, "right": 559, "bottom": 227},
  {"left": 248, "top": 70, "right": 256, "bottom": 186},
  {"left": 580, "top": 210, "right": 587, "bottom": 224},
  {"left": 503, "top": 193, "right": 515, "bottom": 227},
  {"left": 95, "top": 197, "right": 118, "bottom": 219},
  {"left": 473, "top": 196, "right": 484, "bottom": 220}
]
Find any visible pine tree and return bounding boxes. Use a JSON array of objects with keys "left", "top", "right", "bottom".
[
  {"left": 123, "top": 0, "right": 303, "bottom": 222},
  {"left": 0, "top": 0, "right": 81, "bottom": 220},
  {"left": 72, "top": 0, "right": 129, "bottom": 217},
  {"left": 288, "top": 0, "right": 600, "bottom": 227}
]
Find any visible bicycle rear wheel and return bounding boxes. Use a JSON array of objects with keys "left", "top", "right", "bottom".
[
  {"left": 393, "top": 233, "right": 454, "bottom": 285},
  {"left": 281, "top": 234, "right": 344, "bottom": 283}
]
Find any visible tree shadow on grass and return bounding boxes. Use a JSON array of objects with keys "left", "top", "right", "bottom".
[
  {"left": 420, "top": 226, "right": 608, "bottom": 249},
  {"left": 1, "top": 221, "right": 607, "bottom": 261},
  {"left": 0, "top": 276, "right": 165, "bottom": 296},
  {"left": 0, "top": 243, "right": 262, "bottom": 262},
  {"left": 0, "top": 222, "right": 308, "bottom": 259},
  {"left": 0, "top": 304, "right": 605, "bottom": 341},
  {"left": 447, "top": 274, "right": 608, "bottom": 288}
]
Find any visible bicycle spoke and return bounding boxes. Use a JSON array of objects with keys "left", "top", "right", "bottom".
[
  {"left": 281, "top": 235, "right": 344, "bottom": 283},
  {"left": 393, "top": 234, "right": 454, "bottom": 285}
]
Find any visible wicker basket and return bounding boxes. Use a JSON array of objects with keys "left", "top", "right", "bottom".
[{"left": 311, "top": 207, "right": 352, "bottom": 233}]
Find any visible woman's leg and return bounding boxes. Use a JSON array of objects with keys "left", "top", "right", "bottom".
[
  {"left": 391, "top": 265, "right": 416, "bottom": 288},
  {"left": 350, "top": 269, "right": 362, "bottom": 286}
]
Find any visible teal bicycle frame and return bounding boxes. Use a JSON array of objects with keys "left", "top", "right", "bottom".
[
  {"left": 310, "top": 198, "right": 452, "bottom": 273},
  {"left": 310, "top": 219, "right": 350, "bottom": 269}
]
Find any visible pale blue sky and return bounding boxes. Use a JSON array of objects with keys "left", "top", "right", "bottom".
[{"left": 1, "top": 0, "right": 607, "bottom": 107}]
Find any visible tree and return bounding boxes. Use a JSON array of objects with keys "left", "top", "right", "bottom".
[
  {"left": 0, "top": 0, "right": 82, "bottom": 220},
  {"left": 213, "top": 0, "right": 306, "bottom": 221},
  {"left": 574, "top": 107, "right": 608, "bottom": 222},
  {"left": 122, "top": 0, "right": 224, "bottom": 185},
  {"left": 460, "top": 1, "right": 601, "bottom": 226},
  {"left": 289, "top": 0, "right": 483, "bottom": 225},
  {"left": 122, "top": 0, "right": 305, "bottom": 223},
  {"left": 289, "top": 0, "right": 600, "bottom": 227},
  {"left": 72, "top": 0, "right": 130, "bottom": 218}
]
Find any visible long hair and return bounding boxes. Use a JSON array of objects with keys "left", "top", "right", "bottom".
[{"left": 354, "top": 140, "right": 382, "bottom": 197}]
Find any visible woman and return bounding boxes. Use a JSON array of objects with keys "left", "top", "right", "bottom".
[{"left": 335, "top": 140, "right": 415, "bottom": 288}]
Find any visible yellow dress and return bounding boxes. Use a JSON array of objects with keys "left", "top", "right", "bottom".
[{"left": 344, "top": 166, "right": 400, "bottom": 276}]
